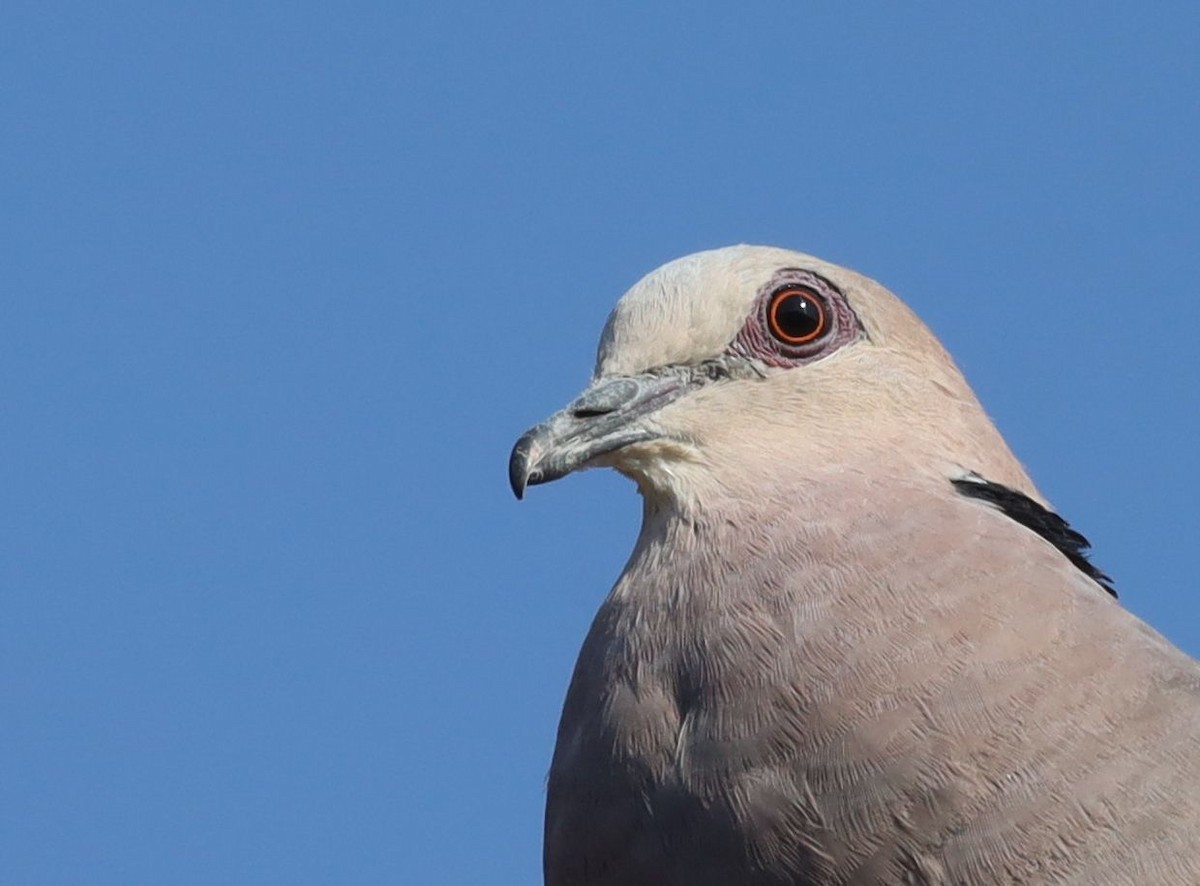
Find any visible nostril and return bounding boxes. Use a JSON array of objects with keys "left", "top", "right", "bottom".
[
  {"left": 568, "top": 378, "right": 639, "bottom": 418},
  {"left": 571, "top": 405, "right": 612, "bottom": 418}
]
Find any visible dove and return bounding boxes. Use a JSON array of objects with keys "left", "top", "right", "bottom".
[{"left": 509, "top": 245, "right": 1200, "bottom": 884}]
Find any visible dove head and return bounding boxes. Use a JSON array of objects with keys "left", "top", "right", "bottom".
[{"left": 510, "top": 245, "right": 1031, "bottom": 511}]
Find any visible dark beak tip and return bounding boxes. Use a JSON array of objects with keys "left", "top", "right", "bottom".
[{"left": 508, "top": 434, "right": 536, "bottom": 500}]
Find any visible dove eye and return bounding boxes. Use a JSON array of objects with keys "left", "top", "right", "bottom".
[
  {"left": 727, "top": 268, "right": 860, "bottom": 368},
  {"left": 767, "top": 287, "right": 828, "bottom": 345}
]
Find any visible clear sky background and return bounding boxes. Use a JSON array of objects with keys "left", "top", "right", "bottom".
[{"left": 3, "top": 4, "right": 1198, "bottom": 884}]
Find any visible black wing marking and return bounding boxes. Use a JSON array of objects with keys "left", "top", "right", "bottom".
[{"left": 952, "top": 474, "right": 1117, "bottom": 598}]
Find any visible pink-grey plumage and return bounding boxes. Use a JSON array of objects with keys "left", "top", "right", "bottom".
[{"left": 509, "top": 246, "right": 1200, "bottom": 884}]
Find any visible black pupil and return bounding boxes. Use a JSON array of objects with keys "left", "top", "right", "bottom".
[{"left": 776, "top": 293, "right": 822, "bottom": 340}]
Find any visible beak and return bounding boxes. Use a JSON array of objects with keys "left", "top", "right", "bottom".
[{"left": 508, "top": 373, "right": 693, "bottom": 499}]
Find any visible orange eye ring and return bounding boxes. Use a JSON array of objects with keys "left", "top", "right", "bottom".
[{"left": 767, "top": 286, "right": 828, "bottom": 345}]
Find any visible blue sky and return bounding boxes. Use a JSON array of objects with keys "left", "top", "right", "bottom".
[{"left": 3, "top": 4, "right": 1198, "bottom": 883}]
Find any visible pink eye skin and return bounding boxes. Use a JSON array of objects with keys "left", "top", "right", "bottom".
[{"left": 727, "top": 269, "right": 862, "bottom": 368}]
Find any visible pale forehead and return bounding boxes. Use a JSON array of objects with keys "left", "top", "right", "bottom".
[{"left": 595, "top": 245, "right": 853, "bottom": 377}]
